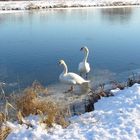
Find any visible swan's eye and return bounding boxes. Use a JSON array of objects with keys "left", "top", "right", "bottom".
[
  {"left": 80, "top": 47, "right": 84, "bottom": 51},
  {"left": 59, "top": 60, "right": 63, "bottom": 65}
]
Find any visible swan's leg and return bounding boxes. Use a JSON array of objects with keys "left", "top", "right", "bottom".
[
  {"left": 80, "top": 73, "right": 82, "bottom": 77},
  {"left": 64, "top": 86, "right": 74, "bottom": 93},
  {"left": 70, "top": 85, "right": 74, "bottom": 92},
  {"left": 86, "top": 73, "right": 88, "bottom": 79}
]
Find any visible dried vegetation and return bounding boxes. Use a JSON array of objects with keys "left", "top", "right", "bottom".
[{"left": 0, "top": 81, "right": 69, "bottom": 139}]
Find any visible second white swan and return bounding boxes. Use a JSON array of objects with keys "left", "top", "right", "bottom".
[{"left": 78, "top": 46, "right": 90, "bottom": 79}]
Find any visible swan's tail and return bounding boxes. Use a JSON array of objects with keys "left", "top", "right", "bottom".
[
  {"left": 83, "top": 80, "right": 90, "bottom": 83},
  {"left": 86, "top": 80, "right": 90, "bottom": 83}
]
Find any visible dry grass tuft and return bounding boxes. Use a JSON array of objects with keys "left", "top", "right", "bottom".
[
  {"left": 0, "top": 125, "right": 11, "bottom": 140},
  {"left": 16, "top": 88, "right": 37, "bottom": 116},
  {"left": 16, "top": 84, "right": 69, "bottom": 128}
]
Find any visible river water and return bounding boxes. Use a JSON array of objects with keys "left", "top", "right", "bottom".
[{"left": 0, "top": 7, "right": 140, "bottom": 90}]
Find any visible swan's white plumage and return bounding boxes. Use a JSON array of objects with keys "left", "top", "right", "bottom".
[
  {"left": 78, "top": 46, "right": 90, "bottom": 74},
  {"left": 78, "top": 62, "right": 90, "bottom": 74},
  {"left": 59, "top": 72, "right": 89, "bottom": 85},
  {"left": 59, "top": 60, "right": 89, "bottom": 85}
]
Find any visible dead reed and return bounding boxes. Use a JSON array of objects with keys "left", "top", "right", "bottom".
[{"left": 0, "top": 125, "right": 11, "bottom": 140}]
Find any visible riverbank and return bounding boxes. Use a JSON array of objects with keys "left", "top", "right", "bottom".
[
  {"left": 0, "top": 0, "right": 140, "bottom": 11},
  {"left": 0, "top": 73, "right": 140, "bottom": 139},
  {"left": 1, "top": 83, "right": 140, "bottom": 140}
]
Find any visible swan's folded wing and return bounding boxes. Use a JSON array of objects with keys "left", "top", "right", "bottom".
[
  {"left": 67, "top": 73, "right": 88, "bottom": 84},
  {"left": 85, "top": 63, "right": 90, "bottom": 72},
  {"left": 67, "top": 79, "right": 77, "bottom": 85}
]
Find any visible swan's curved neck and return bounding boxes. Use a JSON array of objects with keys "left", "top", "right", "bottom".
[
  {"left": 62, "top": 62, "right": 68, "bottom": 74},
  {"left": 83, "top": 50, "right": 89, "bottom": 62}
]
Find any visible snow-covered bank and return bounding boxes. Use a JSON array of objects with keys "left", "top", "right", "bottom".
[
  {"left": 0, "top": 0, "right": 140, "bottom": 11},
  {"left": 6, "top": 84, "right": 140, "bottom": 140}
]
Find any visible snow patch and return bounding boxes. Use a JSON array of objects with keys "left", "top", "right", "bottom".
[{"left": 6, "top": 84, "right": 140, "bottom": 140}]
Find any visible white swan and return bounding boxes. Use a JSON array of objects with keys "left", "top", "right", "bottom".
[
  {"left": 59, "top": 60, "right": 90, "bottom": 92},
  {"left": 78, "top": 46, "right": 90, "bottom": 79}
]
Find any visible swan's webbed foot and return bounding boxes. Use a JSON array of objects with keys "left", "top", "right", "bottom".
[{"left": 64, "top": 86, "right": 74, "bottom": 93}]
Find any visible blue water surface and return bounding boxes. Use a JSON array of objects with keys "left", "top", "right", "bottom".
[{"left": 0, "top": 7, "right": 140, "bottom": 89}]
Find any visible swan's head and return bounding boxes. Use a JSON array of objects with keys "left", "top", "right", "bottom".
[
  {"left": 58, "top": 60, "right": 65, "bottom": 65},
  {"left": 80, "top": 46, "right": 89, "bottom": 53}
]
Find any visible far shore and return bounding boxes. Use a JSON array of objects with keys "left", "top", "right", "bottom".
[
  {"left": 0, "top": 0, "right": 140, "bottom": 13},
  {"left": 0, "top": 5, "right": 140, "bottom": 14}
]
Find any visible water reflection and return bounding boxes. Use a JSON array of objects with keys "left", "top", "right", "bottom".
[
  {"left": 0, "top": 9, "right": 96, "bottom": 24},
  {"left": 100, "top": 8, "right": 133, "bottom": 24},
  {"left": 0, "top": 8, "right": 135, "bottom": 25}
]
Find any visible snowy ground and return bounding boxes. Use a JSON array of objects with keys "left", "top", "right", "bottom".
[
  {"left": 0, "top": 0, "right": 140, "bottom": 11},
  {"left": 5, "top": 83, "right": 140, "bottom": 140}
]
